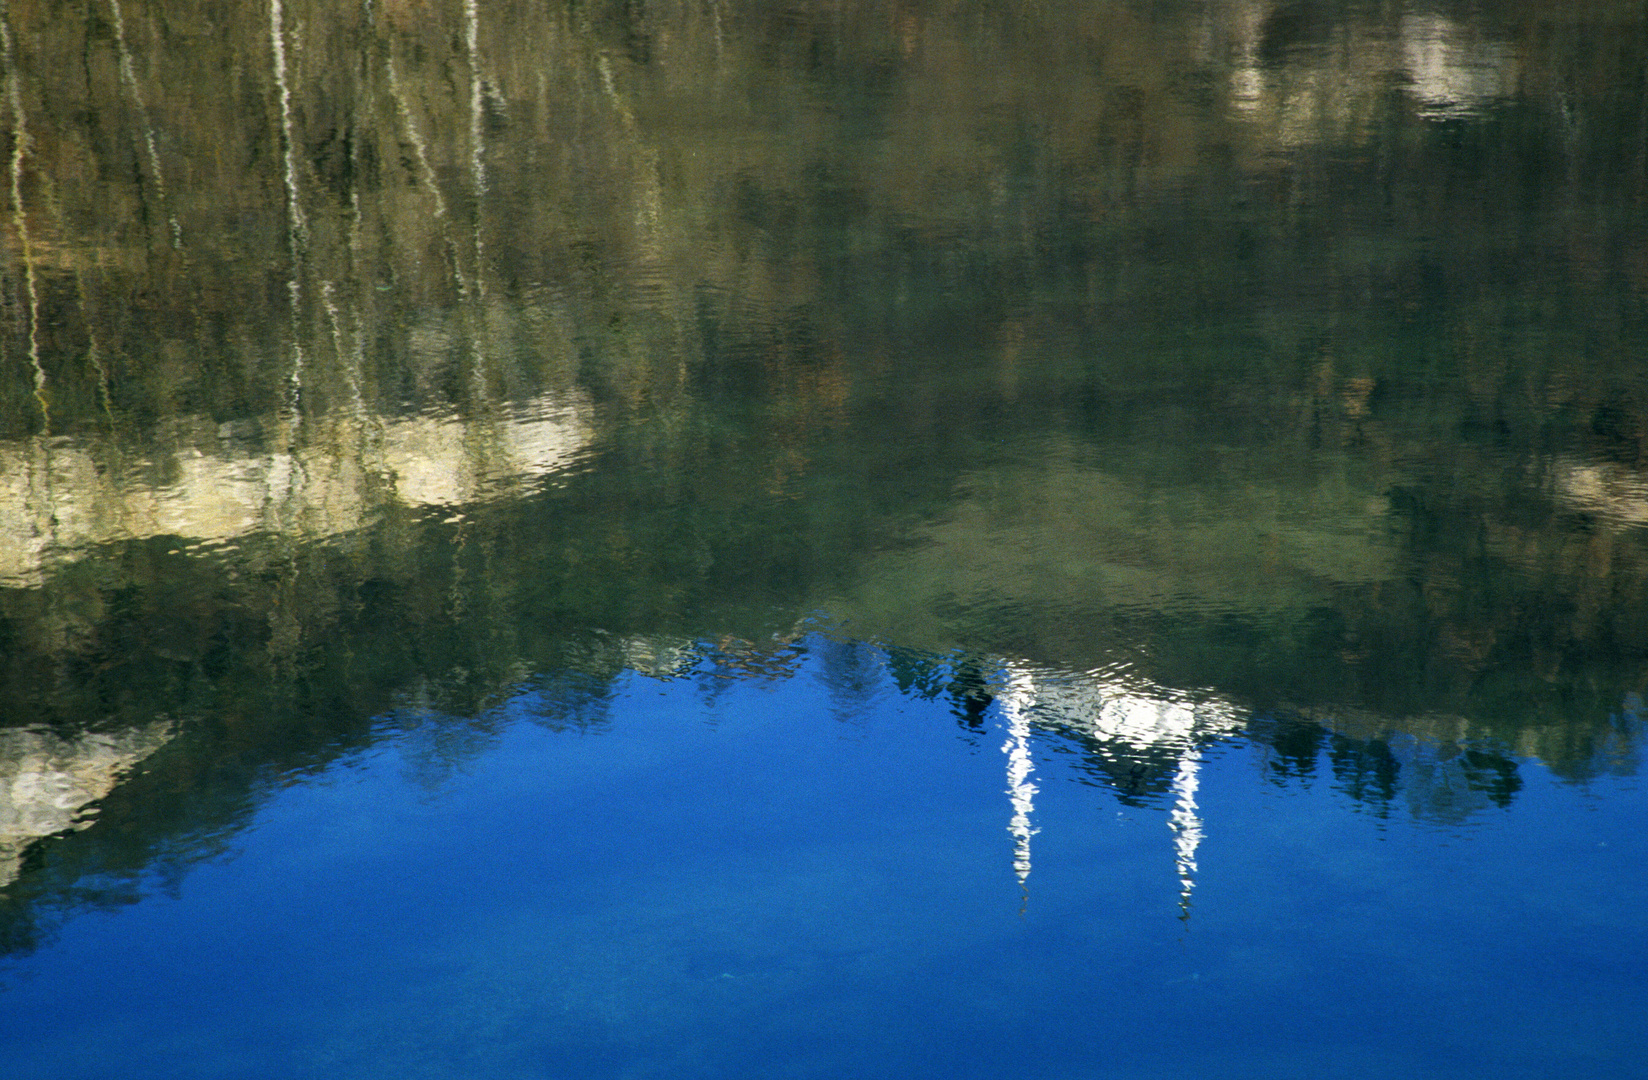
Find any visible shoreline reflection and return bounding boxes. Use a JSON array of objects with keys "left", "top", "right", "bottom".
[{"left": 0, "top": 629, "right": 1633, "bottom": 962}]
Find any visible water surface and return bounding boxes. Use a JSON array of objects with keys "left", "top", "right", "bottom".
[{"left": 1, "top": 0, "right": 1646, "bottom": 1075}]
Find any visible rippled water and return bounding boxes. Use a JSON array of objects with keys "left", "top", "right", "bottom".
[{"left": 2, "top": 0, "right": 1647, "bottom": 1075}]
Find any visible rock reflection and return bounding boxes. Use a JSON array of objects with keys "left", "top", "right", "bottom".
[
  {"left": 932, "top": 654, "right": 1568, "bottom": 912},
  {"left": 994, "top": 661, "right": 1241, "bottom": 914},
  {"left": 1551, "top": 456, "right": 1648, "bottom": 529},
  {"left": 0, "top": 722, "right": 173, "bottom": 886},
  {"left": 0, "top": 0, "right": 1641, "bottom": 965},
  {"left": 1217, "top": 1, "right": 1518, "bottom": 143},
  {"left": 0, "top": 627, "right": 1620, "bottom": 951},
  {"left": 599, "top": 638, "right": 1633, "bottom": 909},
  {"left": 0, "top": 390, "right": 592, "bottom": 587},
  {"left": 1400, "top": 14, "right": 1518, "bottom": 120}
]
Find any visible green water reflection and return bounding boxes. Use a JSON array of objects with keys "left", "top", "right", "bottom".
[{"left": 1, "top": 0, "right": 1646, "bottom": 952}]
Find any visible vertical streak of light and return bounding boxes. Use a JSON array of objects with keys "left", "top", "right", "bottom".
[
  {"left": 386, "top": 57, "right": 450, "bottom": 221},
  {"left": 462, "top": 0, "right": 489, "bottom": 402},
  {"left": 1001, "top": 668, "right": 1039, "bottom": 904},
  {"left": 387, "top": 55, "right": 473, "bottom": 305},
  {"left": 342, "top": 82, "right": 366, "bottom": 421},
  {"left": 269, "top": 0, "right": 307, "bottom": 428},
  {"left": 108, "top": 0, "right": 180, "bottom": 248},
  {"left": 464, "top": 0, "right": 488, "bottom": 205},
  {"left": 342, "top": 188, "right": 367, "bottom": 423},
  {"left": 346, "top": 6, "right": 384, "bottom": 472},
  {"left": 320, "top": 281, "right": 363, "bottom": 413},
  {"left": 341, "top": 45, "right": 375, "bottom": 474},
  {"left": 1168, "top": 748, "right": 1203, "bottom": 924},
  {"left": 0, "top": 0, "right": 45, "bottom": 432},
  {"left": 76, "top": 270, "right": 114, "bottom": 420}
]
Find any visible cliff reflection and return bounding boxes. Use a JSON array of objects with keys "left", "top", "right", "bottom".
[
  {"left": 0, "top": 722, "right": 173, "bottom": 887},
  {"left": 0, "top": 391, "right": 590, "bottom": 587},
  {"left": 1217, "top": 3, "right": 1520, "bottom": 138}
]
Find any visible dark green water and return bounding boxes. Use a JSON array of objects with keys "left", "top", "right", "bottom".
[{"left": 1, "top": 1, "right": 1645, "bottom": 1075}]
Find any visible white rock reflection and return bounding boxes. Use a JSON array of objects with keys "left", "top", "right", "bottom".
[
  {"left": 620, "top": 635, "right": 703, "bottom": 680},
  {"left": 0, "top": 391, "right": 593, "bottom": 587},
  {"left": 610, "top": 636, "right": 1240, "bottom": 911},
  {"left": 1552, "top": 456, "right": 1648, "bottom": 528},
  {"left": 1400, "top": 15, "right": 1517, "bottom": 120},
  {"left": 0, "top": 722, "right": 174, "bottom": 886},
  {"left": 1217, "top": 1, "right": 1518, "bottom": 142},
  {"left": 995, "top": 661, "right": 1242, "bottom": 913}
]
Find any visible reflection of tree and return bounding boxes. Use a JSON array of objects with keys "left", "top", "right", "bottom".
[
  {"left": 1, "top": 0, "right": 1642, "bottom": 437},
  {"left": 1254, "top": 715, "right": 1526, "bottom": 822},
  {"left": 1328, "top": 731, "right": 1402, "bottom": 813},
  {"left": 875, "top": 649, "right": 1551, "bottom": 920}
]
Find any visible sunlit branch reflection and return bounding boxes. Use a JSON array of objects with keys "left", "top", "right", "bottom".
[
  {"left": 1168, "top": 750, "right": 1203, "bottom": 924},
  {"left": 999, "top": 668, "right": 1038, "bottom": 901},
  {"left": 0, "top": 0, "right": 44, "bottom": 432},
  {"left": 107, "top": 0, "right": 179, "bottom": 249},
  {"left": 269, "top": 0, "right": 309, "bottom": 427}
]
